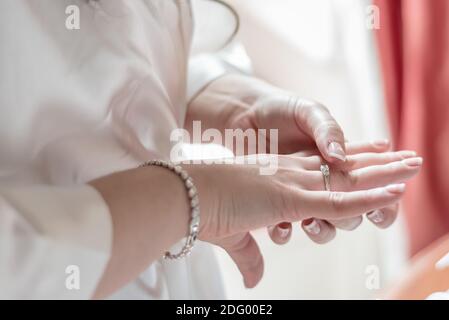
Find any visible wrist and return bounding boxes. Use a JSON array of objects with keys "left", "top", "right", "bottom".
[
  {"left": 90, "top": 166, "right": 191, "bottom": 253},
  {"left": 139, "top": 160, "right": 201, "bottom": 259},
  {"left": 89, "top": 167, "right": 193, "bottom": 296}
]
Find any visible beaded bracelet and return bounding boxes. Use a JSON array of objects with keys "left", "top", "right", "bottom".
[{"left": 139, "top": 160, "right": 200, "bottom": 259}]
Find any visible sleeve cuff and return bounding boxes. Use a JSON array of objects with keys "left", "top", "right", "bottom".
[
  {"left": 187, "top": 54, "right": 232, "bottom": 102},
  {"left": 0, "top": 184, "right": 112, "bottom": 299}
]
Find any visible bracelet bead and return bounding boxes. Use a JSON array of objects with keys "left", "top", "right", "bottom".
[{"left": 139, "top": 160, "right": 200, "bottom": 260}]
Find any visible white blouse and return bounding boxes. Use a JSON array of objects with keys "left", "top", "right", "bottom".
[{"left": 0, "top": 0, "right": 229, "bottom": 299}]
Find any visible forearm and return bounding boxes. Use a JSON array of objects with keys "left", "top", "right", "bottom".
[{"left": 89, "top": 166, "right": 190, "bottom": 298}]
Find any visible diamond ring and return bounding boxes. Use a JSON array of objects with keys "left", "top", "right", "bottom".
[{"left": 320, "top": 164, "right": 331, "bottom": 191}]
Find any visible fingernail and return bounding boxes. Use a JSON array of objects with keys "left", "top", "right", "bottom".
[
  {"left": 402, "top": 157, "right": 423, "bottom": 167},
  {"left": 328, "top": 142, "right": 346, "bottom": 161},
  {"left": 385, "top": 183, "right": 406, "bottom": 194},
  {"left": 277, "top": 227, "right": 290, "bottom": 238},
  {"left": 303, "top": 219, "right": 321, "bottom": 235},
  {"left": 367, "top": 210, "right": 384, "bottom": 223},
  {"left": 277, "top": 222, "right": 290, "bottom": 238},
  {"left": 373, "top": 139, "right": 390, "bottom": 147},
  {"left": 398, "top": 150, "right": 417, "bottom": 158}
]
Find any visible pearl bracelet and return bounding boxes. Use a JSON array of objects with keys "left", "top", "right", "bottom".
[{"left": 139, "top": 160, "right": 200, "bottom": 259}]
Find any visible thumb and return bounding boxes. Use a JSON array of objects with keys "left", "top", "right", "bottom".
[
  {"left": 293, "top": 98, "right": 346, "bottom": 164},
  {"left": 217, "top": 232, "right": 264, "bottom": 288}
]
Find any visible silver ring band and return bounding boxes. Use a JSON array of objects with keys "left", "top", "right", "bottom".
[{"left": 320, "top": 164, "right": 331, "bottom": 191}]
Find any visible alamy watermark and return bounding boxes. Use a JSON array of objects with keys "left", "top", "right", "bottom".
[
  {"left": 65, "top": 265, "right": 81, "bottom": 290},
  {"left": 366, "top": 4, "right": 380, "bottom": 30},
  {"left": 65, "top": 5, "right": 80, "bottom": 30},
  {"left": 365, "top": 264, "right": 380, "bottom": 290},
  {"left": 170, "top": 121, "right": 279, "bottom": 175}
]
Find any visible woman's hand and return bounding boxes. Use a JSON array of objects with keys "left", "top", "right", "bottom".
[
  {"left": 186, "top": 74, "right": 410, "bottom": 247},
  {"left": 186, "top": 73, "right": 348, "bottom": 163},
  {"left": 268, "top": 141, "right": 420, "bottom": 246},
  {"left": 90, "top": 146, "right": 421, "bottom": 296},
  {"left": 185, "top": 150, "right": 422, "bottom": 288}
]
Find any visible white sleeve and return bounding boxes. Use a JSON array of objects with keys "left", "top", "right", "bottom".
[
  {"left": 187, "top": 43, "right": 252, "bottom": 101},
  {"left": 0, "top": 184, "right": 112, "bottom": 299},
  {"left": 187, "top": 0, "right": 252, "bottom": 102}
]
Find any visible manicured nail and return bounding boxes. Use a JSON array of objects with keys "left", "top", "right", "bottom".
[
  {"left": 367, "top": 210, "right": 384, "bottom": 223},
  {"left": 402, "top": 157, "right": 423, "bottom": 167},
  {"left": 303, "top": 219, "right": 321, "bottom": 235},
  {"left": 277, "top": 222, "right": 290, "bottom": 238},
  {"left": 398, "top": 150, "right": 417, "bottom": 158},
  {"left": 385, "top": 183, "right": 406, "bottom": 194},
  {"left": 373, "top": 139, "right": 390, "bottom": 147},
  {"left": 436, "top": 252, "right": 449, "bottom": 270},
  {"left": 277, "top": 227, "right": 290, "bottom": 238},
  {"left": 328, "top": 142, "right": 346, "bottom": 161}
]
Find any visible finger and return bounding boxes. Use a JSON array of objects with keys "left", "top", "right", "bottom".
[
  {"left": 343, "top": 150, "right": 417, "bottom": 170},
  {"left": 268, "top": 222, "right": 292, "bottom": 245},
  {"left": 295, "top": 149, "right": 417, "bottom": 172},
  {"left": 220, "top": 232, "right": 264, "bottom": 288},
  {"left": 296, "top": 184, "right": 405, "bottom": 220},
  {"left": 366, "top": 203, "right": 399, "bottom": 229},
  {"left": 327, "top": 216, "right": 363, "bottom": 231},
  {"left": 302, "top": 219, "right": 336, "bottom": 244},
  {"left": 345, "top": 140, "right": 391, "bottom": 155},
  {"left": 342, "top": 157, "right": 422, "bottom": 191},
  {"left": 296, "top": 155, "right": 325, "bottom": 170},
  {"left": 292, "top": 140, "right": 393, "bottom": 160},
  {"left": 293, "top": 150, "right": 320, "bottom": 158},
  {"left": 293, "top": 99, "right": 347, "bottom": 164}
]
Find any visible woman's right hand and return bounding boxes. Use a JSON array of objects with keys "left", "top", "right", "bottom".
[{"left": 185, "top": 148, "right": 422, "bottom": 288}]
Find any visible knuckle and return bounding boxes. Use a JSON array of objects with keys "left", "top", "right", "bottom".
[
  {"left": 295, "top": 99, "right": 329, "bottom": 119},
  {"left": 311, "top": 171, "right": 324, "bottom": 190},
  {"left": 310, "top": 101, "right": 330, "bottom": 114},
  {"left": 308, "top": 155, "right": 324, "bottom": 166},
  {"left": 360, "top": 191, "right": 373, "bottom": 207},
  {"left": 347, "top": 172, "right": 359, "bottom": 189},
  {"left": 338, "top": 171, "right": 358, "bottom": 191},
  {"left": 328, "top": 191, "right": 346, "bottom": 213}
]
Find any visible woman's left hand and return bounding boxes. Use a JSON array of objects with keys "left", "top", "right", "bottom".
[{"left": 187, "top": 73, "right": 348, "bottom": 162}]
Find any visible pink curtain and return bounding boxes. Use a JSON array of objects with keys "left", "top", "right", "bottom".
[{"left": 374, "top": 0, "right": 449, "bottom": 255}]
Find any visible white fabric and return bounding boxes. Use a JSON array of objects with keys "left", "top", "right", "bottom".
[
  {"left": 188, "top": 0, "right": 252, "bottom": 101},
  {"left": 0, "top": 185, "right": 111, "bottom": 299},
  {"left": 0, "top": 0, "right": 225, "bottom": 299},
  {"left": 426, "top": 291, "right": 449, "bottom": 300},
  {"left": 426, "top": 251, "right": 449, "bottom": 300},
  {"left": 187, "top": 44, "right": 251, "bottom": 102},
  {"left": 436, "top": 252, "right": 449, "bottom": 270}
]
